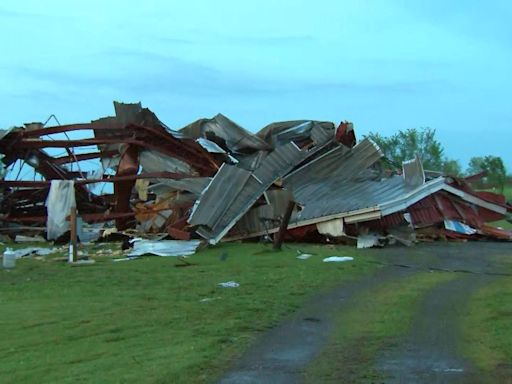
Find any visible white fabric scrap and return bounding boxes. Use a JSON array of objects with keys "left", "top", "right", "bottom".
[
  {"left": 128, "top": 239, "right": 201, "bottom": 257},
  {"left": 45, "top": 180, "right": 76, "bottom": 240},
  {"left": 323, "top": 256, "right": 354, "bottom": 263}
]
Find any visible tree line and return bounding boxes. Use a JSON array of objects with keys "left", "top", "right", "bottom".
[{"left": 366, "top": 127, "right": 508, "bottom": 192}]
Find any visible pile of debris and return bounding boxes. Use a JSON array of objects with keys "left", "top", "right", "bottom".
[{"left": 1, "top": 101, "right": 510, "bottom": 248}]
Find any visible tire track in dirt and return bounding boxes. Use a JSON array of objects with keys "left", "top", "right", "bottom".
[
  {"left": 376, "top": 274, "right": 493, "bottom": 383},
  {"left": 218, "top": 267, "right": 413, "bottom": 384},
  {"left": 219, "top": 243, "right": 512, "bottom": 383}
]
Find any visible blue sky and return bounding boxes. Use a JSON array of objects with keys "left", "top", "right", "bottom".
[{"left": 1, "top": 0, "right": 511, "bottom": 171}]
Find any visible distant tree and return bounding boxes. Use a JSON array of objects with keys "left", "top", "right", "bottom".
[
  {"left": 367, "top": 127, "right": 458, "bottom": 173},
  {"left": 467, "top": 155, "right": 507, "bottom": 192},
  {"left": 441, "top": 159, "right": 462, "bottom": 176}
]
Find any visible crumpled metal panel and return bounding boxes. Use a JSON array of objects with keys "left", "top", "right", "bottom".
[
  {"left": 402, "top": 154, "right": 425, "bottom": 187},
  {"left": 139, "top": 150, "right": 193, "bottom": 175},
  {"left": 189, "top": 142, "right": 306, "bottom": 243},
  {"left": 256, "top": 120, "right": 335, "bottom": 147},
  {"left": 285, "top": 138, "right": 383, "bottom": 203},
  {"left": 180, "top": 113, "right": 270, "bottom": 153},
  {"left": 149, "top": 178, "right": 211, "bottom": 196},
  {"left": 188, "top": 164, "right": 252, "bottom": 229}
]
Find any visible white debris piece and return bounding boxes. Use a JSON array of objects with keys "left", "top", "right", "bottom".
[
  {"left": 218, "top": 281, "right": 240, "bottom": 288},
  {"left": 316, "top": 219, "right": 344, "bottom": 237},
  {"left": 444, "top": 220, "right": 477, "bottom": 235},
  {"left": 196, "top": 138, "right": 226, "bottom": 153},
  {"left": 113, "top": 257, "right": 138, "bottom": 262},
  {"left": 297, "top": 254, "right": 313, "bottom": 260},
  {"left": 357, "top": 234, "right": 381, "bottom": 249},
  {"left": 128, "top": 239, "right": 201, "bottom": 257},
  {"left": 7, "top": 247, "right": 60, "bottom": 259},
  {"left": 322, "top": 256, "right": 354, "bottom": 263}
]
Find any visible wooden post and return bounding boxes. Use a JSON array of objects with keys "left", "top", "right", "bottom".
[
  {"left": 273, "top": 200, "right": 295, "bottom": 251},
  {"left": 69, "top": 205, "right": 78, "bottom": 262}
]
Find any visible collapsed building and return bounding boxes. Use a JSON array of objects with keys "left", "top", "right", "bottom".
[{"left": 0, "top": 102, "right": 510, "bottom": 247}]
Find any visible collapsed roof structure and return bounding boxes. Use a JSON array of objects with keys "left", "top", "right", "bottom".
[{"left": 1, "top": 102, "right": 510, "bottom": 247}]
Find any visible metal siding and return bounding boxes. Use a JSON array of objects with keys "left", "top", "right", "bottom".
[{"left": 188, "top": 164, "right": 252, "bottom": 227}]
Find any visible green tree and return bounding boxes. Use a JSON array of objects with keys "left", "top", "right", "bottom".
[
  {"left": 441, "top": 159, "right": 462, "bottom": 176},
  {"left": 367, "top": 127, "right": 459, "bottom": 174},
  {"left": 467, "top": 156, "right": 507, "bottom": 192}
]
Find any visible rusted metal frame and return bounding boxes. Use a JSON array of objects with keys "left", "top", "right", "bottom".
[
  {"left": 0, "top": 146, "right": 78, "bottom": 181},
  {"left": 132, "top": 124, "right": 206, "bottom": 158},
  {"left": 1, "top": 211, "right": 137, "bottom": 224},
  {"left": 81, "top": 211, "right": 136, "bottom": 222},
  {"left": 114, "top": 134, "right": 216, "bottom": 175},
  {"left": 114, "top": 144, "right": 140, "bottom": 230},
  {"left": 131, "top": 124, "right": 219, "bottom": 173},
  {"left": 7, "top": 126, "right": 215, "bottom": 174},
  {"left": 139, "top": 139, "right": 217, "bottom": 175},
  {"left": 53, "top": 150, "right": 118, "bottom": 165},
  {"left": 20, "top": 123, "right": 126, "bottom": 138},
  {"left": 0, "top": 171, "right": 197, "bottom": 188},
  {"left": 18, "top": 136, "right": 135, "bottom": 148},
  {"left": 1, "top": 187, "right": 49, "bottom": 200},
  {"left": 63, "top": 147, "right": 87, "bottom": 180}
]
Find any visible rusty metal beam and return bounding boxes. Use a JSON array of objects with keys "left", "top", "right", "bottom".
[
  {"left": 114, "top": 144, "right": 139, "bottom": 230},
  {"left": 53, "top": 150, "right": 118, "bottom": 165},
  {"left": 1, "top": 211, "right": 136, "bottom": 224},
  {"left": 0, "top": 171, "right": 197, "bottom": 188},
  {"left": 19, "top": 137, "right": 133, "bottom": 148},
  {"left": 20, "top": 123, "right": 125, "bottom": 138}
]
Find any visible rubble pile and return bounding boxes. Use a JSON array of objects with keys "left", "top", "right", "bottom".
[{"left": 1, "top": 101, "right": 510, "bottom": 247}]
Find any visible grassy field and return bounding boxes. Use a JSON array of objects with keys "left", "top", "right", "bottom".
[
  {"left": 304, "top": 271, "right": 455, "bottom": 383},
  {"left": 461, "top": 276, "right": 512, "bottom": 374},
  {"left": 0, "top": 241, "right": 377, "bottom": 383}
]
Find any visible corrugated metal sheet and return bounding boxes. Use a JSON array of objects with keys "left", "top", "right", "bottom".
[
  {"left": 229, "top": 189, "right": 294, "bottom": 238},
  {"left": 188, "top": 164, "right": 252, "bottom": 229},
  {"left": 285, "top": 138, "right": 382, "bottom": 190},
  {"left": 408, "top": 196, "right": 444, "bottom": 227},
  {"left": 148, "top": 177, "right": 211, "bottom": 196},
  {"left": 188, "top": 142, "right": 307, "bottom": 243},
  {"left": 293, "top": 176, "right": 414, "bottom": 223},
  {"left": 139, "top": 150, "right": 194, "bottom": 175}
]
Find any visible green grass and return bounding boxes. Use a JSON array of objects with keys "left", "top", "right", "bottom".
[
  {"left": 489, "top": 220, "right": 512, "bottom": 230},
  {"left": 0, "top": 241, "right": 377, "bottom": 383},
  {"left": 461, "top": 277, "right": 512, "bottom": 372},
  {"left": 305, "top": 271, "right": 455, "bottom": 383}
]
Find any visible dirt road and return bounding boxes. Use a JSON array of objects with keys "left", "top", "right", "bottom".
[{"left": 219, "top": 242, "right": 512, "bottom": 383}]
